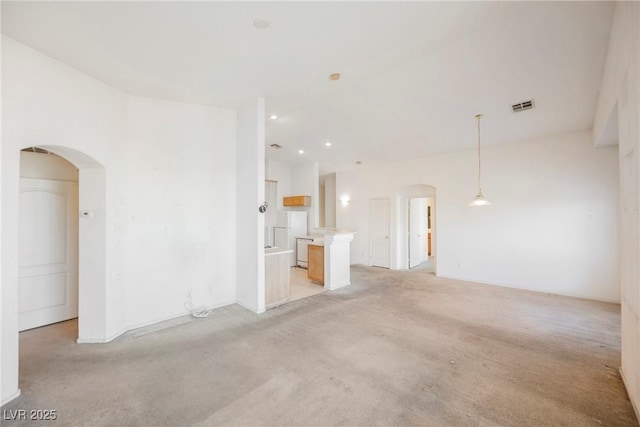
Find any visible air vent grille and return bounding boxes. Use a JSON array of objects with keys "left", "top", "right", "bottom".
[
  {"left": 21, "top": 147, "right": 52, "bottom": 154},
  {"left": 269, "top": 143, "right": 282, "bottom": 149},
  {"left": 512, "top": 99, "right": 535, "bottom": 113}
]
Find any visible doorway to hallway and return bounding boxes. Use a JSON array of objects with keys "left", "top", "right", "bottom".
[
  {"left": 408, "top": 197, "right": 428, "bottom": 269},
  {"left": 19, "top": 148, "right": 79, "bottom": 331},
  {"left": 397, "top": 184, "right": 436, "bottom": 273}
]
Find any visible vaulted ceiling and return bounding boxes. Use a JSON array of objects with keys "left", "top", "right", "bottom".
[{"left": 2, "top": 1, "right": 614, "bottom": 174}]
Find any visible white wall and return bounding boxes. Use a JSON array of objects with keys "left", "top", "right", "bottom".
[
  {"left": 336, "top": 130, "right": 620, "bottom": 302},
  {"left": 266, "top": 157, "right": 292, "bottom": 211},
  {"left": 324, "top": 173, "right": 336, "bottom": 228},
  {"left": 1, "top": 36, "right": 239, "bottom": 404},
  {"left": 0, "top": 21, "right": 4, "bottom": 405},
  {"left": 2, "top": 36, "right": 125, "bottom": 403},
  {"left": 235, "top": 98, "right": 266, "bottom": 314},
  {"left": 291, "top": 161, "right": 319, "bottom": 233},
  {"left": 123, "top": 96, "right": 237, "bottom": 326},
  {"left": 319, "top": 183, "right": 326, "bottom": 227},
  {"left": 593, "top": 1, "right": 640, "bottom": 416}
]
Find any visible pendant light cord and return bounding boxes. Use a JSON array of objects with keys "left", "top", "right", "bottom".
[
  {"left": 476, "top": 114, "right": 482, "bottom": 192},
  {"left": 469, "top": 113, "right": 491, "bottom": 206}
]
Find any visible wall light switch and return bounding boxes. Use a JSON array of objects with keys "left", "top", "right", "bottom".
[{"left": 80, "top": 210, "right": 94, "bottom": 218}]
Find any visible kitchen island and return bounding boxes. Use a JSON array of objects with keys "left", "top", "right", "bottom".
[{"left": 307, "top": 231, "right": 355, "bottom": 291}]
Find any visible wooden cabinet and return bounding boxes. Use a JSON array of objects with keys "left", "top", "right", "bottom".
[
  {"left": 307, "top": 244, "right": 324, "bottom": 284},
  {"left": 283, "top": 195, "right": 311, "bottom": 207}
]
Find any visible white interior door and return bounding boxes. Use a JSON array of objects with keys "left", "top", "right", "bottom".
[
  {"left": 19, "top": 178, "right": 79, "bottom": 331},
  {"left": 370, "top": 198, "right": 390, "bottom": 268},
  {"left": 409, "top": 198, "right": 428, "bottom": 268}
]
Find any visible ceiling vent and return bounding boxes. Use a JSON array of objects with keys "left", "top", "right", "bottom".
[
  {"left": 269, "top": 143, "right": 282, "bottom": 149},
  {"left": 512, "top": 99, "right": 535, "bottom": 113}
]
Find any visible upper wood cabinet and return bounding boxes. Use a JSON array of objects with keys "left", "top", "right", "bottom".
[{"left": 283, "top": 195, "right": 311, "bottom": 207}]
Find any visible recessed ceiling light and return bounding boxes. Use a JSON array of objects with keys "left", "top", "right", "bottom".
[
  {"left": 325, "top": 142, "right": 332, "bottom": 147},
  {"left": 253, "top": 19, "right": 270, "bottom": 29},
  {"left": 298, "top": 149, "right": 305, "bottom": 154},
  {"left": 270, "top": 115, "right": 278, "bottom": 120}
]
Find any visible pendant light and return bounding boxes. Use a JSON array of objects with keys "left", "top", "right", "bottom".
[{"left": 469, "top": 114, "right": 491, "bottom": 206}]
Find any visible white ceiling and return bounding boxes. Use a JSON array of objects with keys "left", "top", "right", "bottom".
[{"left": 2, "top": 1, "right": 614, "bottom": 174}]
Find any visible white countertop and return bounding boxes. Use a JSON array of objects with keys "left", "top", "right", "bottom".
[
  {"left": 310, "top": 228, "right": 355, "bottom": 236},
  {"left": 265, "top": 247, "right": 293, "bottom": 256}
]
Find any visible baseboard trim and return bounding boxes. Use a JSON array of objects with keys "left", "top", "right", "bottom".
[
  {"left": 1, "top": 389, "right": 21, "bottom": 406},
  {"left": 76, "top": 336, "right": 114, "bottom": 344},
  {"left": 77, "top": 299, "right": 237, "bottom": 344},
  {"left": 435, "top": 274, "right": 620, "bottom": 304},
  {"left": 326, "top": 281, "right": 351, "bottom": 291},
  {"left": 619, "top": 367, "right": 640, "bottom": 422},
  {"left": 235, "top": 300, "right": 266, "bottom": 314}
]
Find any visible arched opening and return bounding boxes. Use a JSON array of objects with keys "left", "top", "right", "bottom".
[
  {"left": 18, "top": 145, "right": 107, "bottom": 342},
  {"left": 19, "top": 148, "right": 79, "bottom": 332},
  {"left": 396, "top": 184, "right": 436, "bottom": 273}
]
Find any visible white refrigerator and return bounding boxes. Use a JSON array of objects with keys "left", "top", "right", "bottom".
[{"left": 274, "top": 211, "right": 308, "bottom": 267}]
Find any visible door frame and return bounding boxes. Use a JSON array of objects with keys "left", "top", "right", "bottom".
[
  {"left": 395, "top": 184, "right": 437, "bottom": 273},
  {"left": 18, "top": 146, "right": 108, "bottom": 342},
  {"left": 3, "top": 146, "right": 109, "bottom": 406}
]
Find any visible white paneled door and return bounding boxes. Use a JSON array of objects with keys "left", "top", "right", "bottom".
[
  {"left": 370, "top": 198, "right": 390, "bottom": 268},
  {"left": 19, "top": 178, "right": 79, "bottom": 331},
  {"left": 409, "top": 197, "right": 428, "bottom": 268}
]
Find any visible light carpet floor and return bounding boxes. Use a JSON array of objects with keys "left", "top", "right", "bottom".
[{"left": 2, "top": 265, "right": 637, "bottom": 426}]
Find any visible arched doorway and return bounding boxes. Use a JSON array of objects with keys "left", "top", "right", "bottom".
[
  {"left": 19, "top": 148, "right": 79, "bottom": 331},
  {"left": 3, "top": 144, "right": 108, "bottom": 404},
  {"left": 18, "top": 145, "right": 107, "bottom": 342}
]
